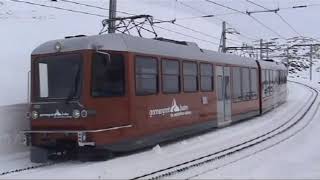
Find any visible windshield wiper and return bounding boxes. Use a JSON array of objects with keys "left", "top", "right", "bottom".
[{"left": 66, "top": 65, "right": 81, "bottom": 104}]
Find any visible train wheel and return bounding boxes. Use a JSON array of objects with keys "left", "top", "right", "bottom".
[
  {"left": 78, "top": 147, "right": 113, "bottom": 162},
  {"left": 30, "top": 147, "right": 49, "bottom": 163}
]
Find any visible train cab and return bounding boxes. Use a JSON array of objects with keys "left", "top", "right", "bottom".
[{"left": 258, "top": 60, "right": 287, "bottom": 113}]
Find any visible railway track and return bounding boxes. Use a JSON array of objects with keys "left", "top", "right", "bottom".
[
  {"left": 131, "top": 81, "right": 319, "bottom": 180},
  {"left": 0, "top": 82, "right": 317, "bottom": 178},
  {"left": 0, "top": 161, "right": 56, "bottom": 176}
]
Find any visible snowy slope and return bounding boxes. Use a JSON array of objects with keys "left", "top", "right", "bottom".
[{"left": 0, "top": 104, "right": 28, "bottom": 156}]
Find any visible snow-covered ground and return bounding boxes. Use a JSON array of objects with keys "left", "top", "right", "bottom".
[
  {"left": 191, "top": 80, "right": 320, "bottom": 179},
  {"left": 1, "top": 81, "right": 317, "bottom": 179},
  {"left": 2, "top": 0, "right": 320, "bottom": 179},
  {"left": 0, "top": 104, "right": 28, "bottom": 156}
]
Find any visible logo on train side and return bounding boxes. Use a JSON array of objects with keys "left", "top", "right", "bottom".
[
  {"left": 39, "top": 109, "right": 72, "bottom": 119},
  {"left": 149, "top": 99, "right": 192, "bottom": 118}
]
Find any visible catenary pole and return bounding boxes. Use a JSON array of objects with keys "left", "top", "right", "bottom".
[{"left": 108, "top": 0, "right": 117, "bottom": 33}]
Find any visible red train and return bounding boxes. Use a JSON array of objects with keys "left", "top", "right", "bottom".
[{"left": 23, "top": 34, "right": 287, "bottom": 163}]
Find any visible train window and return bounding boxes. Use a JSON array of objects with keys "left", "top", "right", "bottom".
[
  {"left": 241, "top": 67, "right": 250, "bottom": 100},
  {"left": 265, "top": 70, "right": 270, "bottom": 96},
  {"left": 36, "top": 54, "right": 83, "bottom": 99},
  {"left": 270, "top": 70, "right": 273, "bottom": 84},
  {"left": 284, "top": 71, "right": 287, "bottom": 83},
  {"left": 250, "top": 68, "right": 258, "bottom": 99},
  {"left": 38, "top": 63, "right": 49, "bottom": 98},
  {"left": 273, "top": 70, "right": 277, "bottom": 85},
  {"left": 135, "top": 56, "right": 158, "bottom": 95},
  {"left": 92, "top": 53, "right": 125, "bottom": 97},
  {"left": 183, "top": 61, "right": 198, "bottom": 92},
  {"left": 232, "top": 67, "right": 242, "bottom": 102},
  {"left": 269, "top": 70, "right": 273, "bottom": 95},
  {"left": 162, "top": 59, "right": 180, "bottom": 93},
  {"left": 200, "top": 63, "right": 213, "bottom": 91},
  {"left": 217, "top": 75, "right": 223, "bottom": 101},
  {"left": 225, "top": 76, "right": 231, "bottom": 100},
  {"left": 261, "top": 69, "right": 266, "bottom": 98}
]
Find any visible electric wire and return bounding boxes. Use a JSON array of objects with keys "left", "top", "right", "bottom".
[
  {"left": 154, "top": 24, "right": 220, "bottom": 45},
  {"left": 59, "top": 0, "right": 223, "bottom": 41},
  {"left": 204, "top": 0, "right": 286, "bottom": 39},
  {"left": 177, "top": 0, "right": 257, "bottom": 43},
  {"left": 59, "top": 0, "right": 135, "bottom": 16},
  {"left": 54, "top": 0, "right": 224, "bottom": 44},
  {"left": 8, "top": 0, "right": 220, "bottom": 46},
  {"left": 8, "top": 0, "right": 107, "bottom": 17},
  {"left": 246, "top": 0, "right": 302, "bottom": 37}
]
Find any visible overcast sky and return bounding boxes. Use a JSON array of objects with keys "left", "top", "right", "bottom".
[
  {"left": 1, "top": 0, "right": 320, "bottom": 105},
  {"left": 142, "top": 0, "right": 320, "bottom": 43}
]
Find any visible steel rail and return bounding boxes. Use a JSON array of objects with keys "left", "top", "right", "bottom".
[{"left": 130, "top": 81, "right": 318, "bottom": 180}]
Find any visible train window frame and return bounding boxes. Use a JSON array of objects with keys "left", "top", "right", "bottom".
[
  {"left": 250, "top": 68, "right": 258, "bottom": 100},
  {"left": 135, "top": 55, "right": 159, "bottom": 96},
  {"left": 217, "top": 75, "right": 223, "bottom": 101},
  {"left": 232, "top": 66, "right": 243, "bottom": 103},
  {"left": 182, "top": 61, "right": 198, "bottom": 93},
  {"left": 261, "top": 69, "right": 266, "bottom": 98},
  {"left": 268, "top": 70, "right": 273, "bottom": 96},
  {"left": 91, "top": 52, "right": 125, "bottom": 98},
  {"left": 161, "top": 59, "right": 180, "bottom": 94},
  {"left": 265, "top": 69, "right": 270, "bottom": 97},
  {"left": 35, "top": 54, "right": 84, "bottom": 100},
  {"left": 241, "top": 67, "right": 251, "bottom": 101},
  {"left": 200, "top": 63, "right": 214, "bottom": 92}
]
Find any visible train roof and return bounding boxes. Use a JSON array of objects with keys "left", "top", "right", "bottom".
[
  {"left": 32, "top": 33, "right": 275, "bottom": 68},
  {"left": 258, "top": 60, "right": 287, "bottom": 71}
]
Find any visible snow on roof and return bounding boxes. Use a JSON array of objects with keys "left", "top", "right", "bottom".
[
  {"left": 32, "top": 33, "right": 259, "bottom": 67},
  {"left": 258, "top": 60, "right": 287, "bottom": 70}
]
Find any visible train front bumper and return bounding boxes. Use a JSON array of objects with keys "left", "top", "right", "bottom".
[{"left": 21, "top": 130, "right": 95, "bottom": 148}]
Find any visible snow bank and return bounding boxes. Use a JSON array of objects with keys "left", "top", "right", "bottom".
[{"left": 0, "top": 104, "right": 28, "bottom": 155}]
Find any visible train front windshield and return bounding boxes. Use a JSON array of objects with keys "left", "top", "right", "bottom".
[{"left": 35, "top": 54, "right": 83, "bottom": 101}]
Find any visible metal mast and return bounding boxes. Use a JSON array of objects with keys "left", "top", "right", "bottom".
[
  {"left": 221, "top": 21, "right": 227, "bottom": 53},
  {"left": 108, "top": 0, "right": 117, "bottom": 33}
]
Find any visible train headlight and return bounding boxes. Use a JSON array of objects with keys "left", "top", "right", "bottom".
[
  {"left": 54, "top": 42, "right": 62, "bottom": 52},
  {"left": 81, "top": 110, "right": 88, "bottom": 118},
  {"left": 31, "top": 111, "right": 38, "bottom": 120},
  {"left": 72, "top": 109, "right": 80, "bottom": 119}
]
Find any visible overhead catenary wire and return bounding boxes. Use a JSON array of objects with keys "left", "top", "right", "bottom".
[
  {"left": 8, "top": 0, "right": 107, "bottom": 17},
  {"left": 154, "top": 24, "right": 220, "bottom": 45},
  {"left": 176, "top": 3, "right": 312, "bottom": 21},
  {"left": 246, "top": 0, "right": 302, "bottom": 37},
  {"left": 59, "top": 0, "right": 135, "bottom": 16},
  {"left": 172, "top": 12, "right": 241, "bottom": 21},
  {"left": 50, "top": 0, "right": 224, "bottom": 44},
  {"left": 8, "top": 0, "right": 221, "bottom": 46},
  {"left": 176, "top": 0, "right": 258, "bottom": 43},
  {"left": 204, "top": 0, "right": 286, "bottom": 39}
]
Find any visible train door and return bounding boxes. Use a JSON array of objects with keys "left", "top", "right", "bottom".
[
  {"left": 90, "top": 52, "right": 130, "bottom": 128},
  {"left": 216, "top": 66, "right": 232, "bottom": 127}
]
